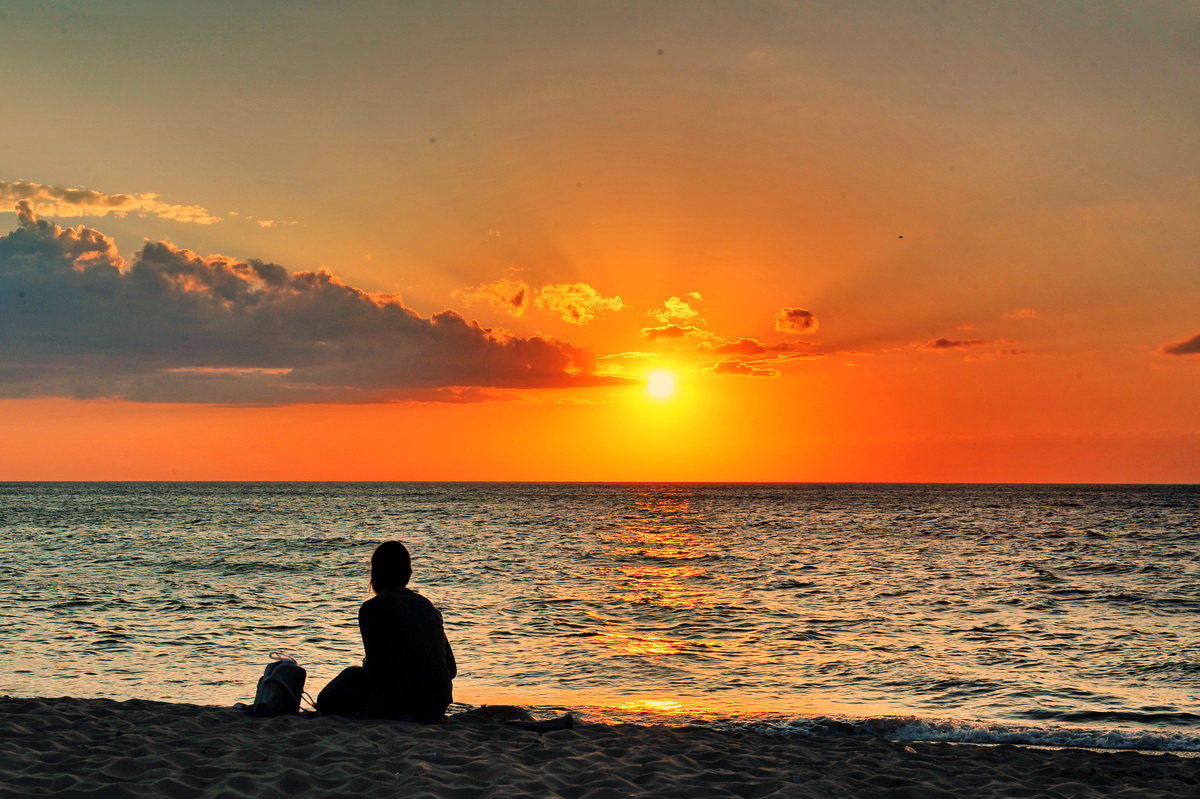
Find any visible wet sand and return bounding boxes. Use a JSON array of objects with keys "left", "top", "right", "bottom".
[{"left": 1, "top": 697, "right": 1196, "bottom": 797}]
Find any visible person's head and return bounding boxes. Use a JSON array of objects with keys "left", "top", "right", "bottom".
[{"left": 370, "top": 541, "right": 412, "bottom": 593}]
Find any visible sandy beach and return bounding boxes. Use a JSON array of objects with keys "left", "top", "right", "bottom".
[{"left": 1, "top": 697, "right": 1195, "bottom": 798}]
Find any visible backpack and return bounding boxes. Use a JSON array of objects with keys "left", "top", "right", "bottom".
[{"left": 253, "top": 653, "right": 307, "bottom": 716}]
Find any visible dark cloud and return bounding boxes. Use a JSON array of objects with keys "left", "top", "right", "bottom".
[
  {"left": 704, "top": 359, "right": 780, "bottom": 378},
  {"left": 921, "top": 337, "right": 991, "bottom": 350},
  {"left": 0, "top": 205, "right": 625, "bottom": 403},
  {"left": 775, "top": 307, "right": 818, "bottom": 334},
  {"left": 1162, "top": 332, "right": 1200, "bottom": 356}
]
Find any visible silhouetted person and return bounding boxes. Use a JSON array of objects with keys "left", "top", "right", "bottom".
[{"left": 317, "top": 541, "right": 456, "bottom": 721}]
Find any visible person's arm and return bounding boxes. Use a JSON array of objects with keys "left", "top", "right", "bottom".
[
  {"left": 444, "top": 638, "right": 457, "bottom": 679},
  {"left": 358, "top": 599, "right": 391, "bottom": 672},
  {"left": 435, "top": 606, "right": 457, "bottom": 679}
]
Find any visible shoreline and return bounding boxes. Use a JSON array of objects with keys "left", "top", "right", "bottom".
[
  {"left": 11, "top": 687, "right": 1198, "bottom": 755},
  {"left": 3, "top": 697, "right": 1196, "bottom": 797}
]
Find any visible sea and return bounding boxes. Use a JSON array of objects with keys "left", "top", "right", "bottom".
[{"left": 2, "top": 482, "right": 1198, "bottom": 752}]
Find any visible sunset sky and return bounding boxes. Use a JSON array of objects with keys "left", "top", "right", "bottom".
[{"left": 2, "top": 1, "right": 1198, "bottom": 481}]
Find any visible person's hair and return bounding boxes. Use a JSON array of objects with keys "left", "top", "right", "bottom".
[{"left": 370, "top": 541, "right": 412, "bottom": 593}]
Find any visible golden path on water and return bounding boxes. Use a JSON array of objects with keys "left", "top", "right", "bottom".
[{"left": 584, "top": 490, "right": 729, "bottom": 680}]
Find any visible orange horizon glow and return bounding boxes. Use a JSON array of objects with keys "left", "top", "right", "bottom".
[{"left": 2, "top": 4, "right": 1199, "bottom": 483}]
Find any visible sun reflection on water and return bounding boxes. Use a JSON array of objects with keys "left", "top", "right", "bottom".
[
  {"left": 612, "top": 564, "right": 708, "bottom": 608},
  {"left": 597, "top": 630, "right": 690, "bottom": 657},
  {"left": 587, "top": 489, "right": 723, "bottom": 660},
  {"left": 618, "top": 698, "right": 685, "bottom": 714}
]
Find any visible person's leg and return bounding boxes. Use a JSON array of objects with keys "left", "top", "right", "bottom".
[{"left": 315, "top": 666, "right": 369, "bottom": 715}]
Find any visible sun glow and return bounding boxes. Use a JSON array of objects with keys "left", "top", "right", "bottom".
[{"left": 645, "top": 370, "right": 676, "bottom": 400}]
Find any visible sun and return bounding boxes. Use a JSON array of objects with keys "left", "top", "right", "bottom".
[{"left": 646, "top": 370, "right": 677, "bottom": 400}]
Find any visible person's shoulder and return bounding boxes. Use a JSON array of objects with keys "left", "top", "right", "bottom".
[
  {"left": 393, "top": 588, "right": 443, "bottom": 616},
  {"left": 359, "top": 592, "right": 398, "bottom": 615},
  {"left": 361, "top": 588, "right": 426, "bottom": 608},
  {"left": 363, "top": 588, "right": 439, "bottom": 604},
  {"left": 394, "top": 587, "right": 437, "bottom": 608}
]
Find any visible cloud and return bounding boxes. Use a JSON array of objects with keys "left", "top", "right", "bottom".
[
  {"left": 598, "top": 351, "right": 659, "bottom": 361},
  {"left": 640, "top": 323, "right": 715, "bottom": 341},
  {"left": 1162, "top": 332, "right": 1200, "bottom": 356},
  {"left": 775, "top": 307, "right": 818, "bottom": 334},
  {"left": 458, "top": 277, "right": 531, "bottom": 317},
  {"left": 700, "top": 336, "right": 818, "bottom": 358},
  {"left": 919, "top": 337, "right": 1018, "bottom": 352},
  {"left": 640, "top": 293, "right": 718, "bottom": 341},
  {"left": 0, "top": 180, "right": 220, "bottom": 224},
  {"left": 704, "top": 359, "right": 780, "bottom": 378},
  {"left": 920, "top": 337, "right": 992, "bottom": 349},
  {"left": 1003, "top": 307, "right": 1040, "bottom": 320},
  {"left": 648, "top": 293, "right": 703, "bottom": 324},
  {"left": 462, "top": 279, "right": 621, "bottom": 325},
  {"left": 711, "top": 337, "right": 769, "bottom": 356},
  {"left": 534, "top": 282, "right": 623, "bottom": 324},
  {"left": 0, "top": 204, "right": 626, "bottom": 404}
]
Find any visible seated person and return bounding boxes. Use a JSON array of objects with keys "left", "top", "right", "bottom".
[{"left": 318, "top": 541, "right": 456, "bottom": 721}]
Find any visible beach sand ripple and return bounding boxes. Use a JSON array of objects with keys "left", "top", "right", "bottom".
[{"left": 0, "top": 698, "right": 1196, "bottom": 797}]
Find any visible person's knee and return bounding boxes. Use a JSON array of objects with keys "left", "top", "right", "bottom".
[{"left": 316, "top": 666, "right": 370, "bottom": 715}]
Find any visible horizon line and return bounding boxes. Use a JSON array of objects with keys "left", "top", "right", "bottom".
[{"left": 2, "top": 479, "right": 1198, "bottom": 487}]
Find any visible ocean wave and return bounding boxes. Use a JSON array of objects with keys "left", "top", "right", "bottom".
[
  {"left": 1018, "top": 708, "right": 1200, "bottom": 726},
  {"left": 557, "top": 705, "right": 1200, "bottom": 752},
  {"left": 742, "top": 714, "right": 1200, "bottom": 752}
]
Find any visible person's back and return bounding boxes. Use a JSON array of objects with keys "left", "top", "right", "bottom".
[
  {"left": 360, "top": 586, "right": 455, "bottom": 721},
  {"left": 317, "top": 540, "right": 456, "bottom": 722}
]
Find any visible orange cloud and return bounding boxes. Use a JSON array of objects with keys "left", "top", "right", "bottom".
[
  {"left": 1003, "top": 307, "right": 1040, "bottom": 320},
  {"left": 534, "top": 282, "right": 623, "bottom": 324},
  {"left": 461, "top": 279, "right": 623, "bottom": 324},
  {"left": 459, "top": 277, "right": 531, "bottom": 317},
  {"left": 648, "top": 293, "right": 704, "bottom": 324},
  {"left": 640, "top": 323, "right": 714, "bottom": 341},
  {"left": 704, "top": 359, "right": 780, "bottom": 378},
  {"left": 1, "top": 180, "right": 220, "bottom": 224},
  {"left": 775, "top": 307, "right": 818, "bottom": 334},
  {"left": 700, "top": 337, "right": 816, "bottom": 358}
]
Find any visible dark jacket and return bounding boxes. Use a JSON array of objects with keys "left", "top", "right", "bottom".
[{"left": 359, "top": 588, "right": 456, "bottom": 720}]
